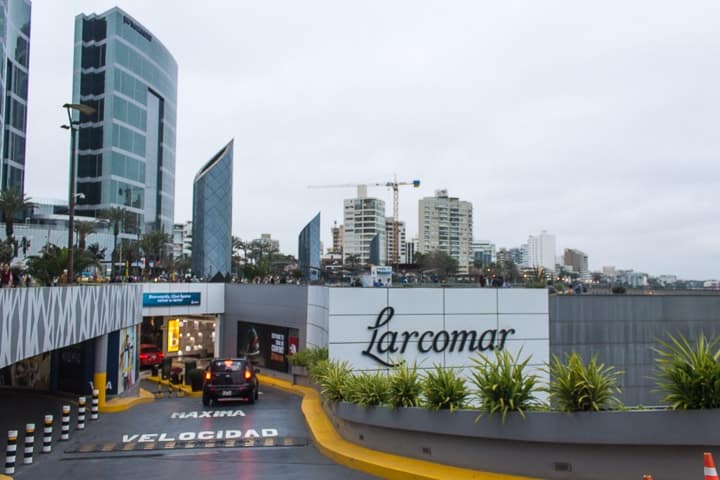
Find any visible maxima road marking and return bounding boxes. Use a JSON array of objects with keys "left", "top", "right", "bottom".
[
  {"left": 170, "top": 410, "right": 246, "bottom": 419},
  {"left": 122, "top": 429, "right": 278, "bottom": 443}
]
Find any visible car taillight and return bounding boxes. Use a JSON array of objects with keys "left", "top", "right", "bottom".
[
  {"left": 244, "top": 369, "right": 252, "bottom": 381},
  {"left": 205, "top": 371, "right": 212, "bottom": 381}
]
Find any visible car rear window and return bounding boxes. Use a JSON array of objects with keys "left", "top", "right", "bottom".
[{"left": 212, "top": 360, "right": 245, "bottom": 372}]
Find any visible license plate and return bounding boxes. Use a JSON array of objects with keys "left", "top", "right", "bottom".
[{"left": 222, "top": 390, "right": 233, "bottom": 397}]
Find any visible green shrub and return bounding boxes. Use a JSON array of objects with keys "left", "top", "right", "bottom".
[
  {"left": 470, "top": 349, "right": 539, "bottom": 422},
  {"left": 346, "top": 371, "right": 390, "bottom": 407},
  {"left": 545, "top": 352, "right": 623, "bottom": 412},
  {"left": 654, "top": 333, "right": 720, "bottom": 409},
  {"left": 388, "top": 362, "right": 422, "bottom": 408},
  {"left": 308, "top": 358, "right": 330, "bottom": 383},
  {"left": 422, "top": 364, "right": 468, "bottom": 411},
  {"left": 289, "top": 346, "right": 328, "bottom": 368},
  {"left": 316, "top": 360, "right": 352, "bottom": 403}
]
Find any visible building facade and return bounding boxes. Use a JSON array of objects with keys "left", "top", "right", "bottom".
[
  {"left": 342, "top": 186, "right": 386, "bottom": 266},
  {"left": 0, "top": 0, "right": 31, "bottom": 194},
  {"left": 72, "top": 8, "right": 178, "bottom": 237},
  {"left": 191, "top": 140, "right": 233, "bottom": 280},
  {"left": 417, "top": 189, "right": 473, "bottom": 274},
  {"left": 385, "top": 218, "right": 406, "bottom": 264},
  {"left": 330, "top": 221, "right": 344, "bottom": 255},
  {"left": 472, "top": 240, "right": 496, "bottom": 267},
  {"left": 563, "top": 248, "right": 589, "bottom": 279},
  {"left": 527, "top": 231, "right": 556, "bottom": 274},
  {"left": 172, "top": 221, "right": 191, "bottom": 260},
  {"left": 298, "top": 212, "right": 321, "bottom": 281}
]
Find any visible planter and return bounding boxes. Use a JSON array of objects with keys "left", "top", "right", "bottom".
[
  {"left": 328, "top": 402, "right": 720, "bottom": 480},
  {"left": 291, "top": 365, "right": 309, "bottom": 385}
]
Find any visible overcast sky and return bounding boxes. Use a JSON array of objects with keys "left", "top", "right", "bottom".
[{"left": 24, "top": 1, "right": 720, "bottom": 280}]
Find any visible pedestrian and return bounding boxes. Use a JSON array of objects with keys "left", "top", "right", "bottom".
[{"left": 0, "top": 263, "right": 13, "bottom": 287}]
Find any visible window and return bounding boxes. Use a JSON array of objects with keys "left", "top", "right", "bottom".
[{"left": 82, "top": 18, "right": 107, "bottom": 42}]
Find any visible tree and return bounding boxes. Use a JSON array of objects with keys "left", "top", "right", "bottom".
[
  {"left": 26, "top": 245, "right": 98, "bottom": 285},
  {"left": 74, "top": 220, "right": 97, "bottom": 251},
  {"left": 0, "top": 188, "right": 32, "bottom": 261},
  {"left": 416, "top": 251, "right": 458, "bottom": 280},
  {"left": 99, "top": 207, "right": 129, "bottom": 277},
  {"left": 139, "top": 230, "right": 171, "bottom": 279},
  {"left": 345, "top": 254, "right": 361, "bottom": 273}
]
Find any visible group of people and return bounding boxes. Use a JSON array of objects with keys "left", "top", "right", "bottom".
[{"left": 0, "top": 263, "right": 30, "bottom": 288}]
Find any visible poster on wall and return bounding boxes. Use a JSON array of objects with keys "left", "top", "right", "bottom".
[
  {"left": 8, "top": 352, "right": 52, "bottom": 390},
  {"left": 167, "top": 318, "right": 180, "bottom": 353},
  {"left": 117, "top": 325, "right": 137, "bottom": 394},
  {"left": 237, "top": 322, "right": 290, "bottom": 372}
]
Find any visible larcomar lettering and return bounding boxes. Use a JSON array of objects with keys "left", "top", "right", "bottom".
[{"left": 361, "top": 306, "right": 516, "bottom": 367}]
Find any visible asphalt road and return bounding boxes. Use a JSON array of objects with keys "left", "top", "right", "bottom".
[{"left": 6, "top": 382, "right": 379, "bottom": 480}]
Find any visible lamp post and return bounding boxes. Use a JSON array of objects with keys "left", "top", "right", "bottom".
[{"left": 63, "top": 103, "right": 96, "bottom": 285}]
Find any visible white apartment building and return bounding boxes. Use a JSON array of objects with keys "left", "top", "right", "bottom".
[
  {"left": 343, "top": 186, "right": 386, "bottom": 265},
  {"left": 472, "top": 240, "right": 496, "bottom": 267},
  {"left": 527, "top": 230, "right": 556, "bottom": 274},
  {"left": 385, "top": 218, "right": 407, "bottom": 264},
  {"left": 418, "top": 189, "right": 473, "bottom": 274},
  {"left": 172, "top": 221, "right": 192, "bottom": 259}
]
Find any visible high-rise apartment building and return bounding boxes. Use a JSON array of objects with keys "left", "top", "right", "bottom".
[
  {"left": 385, "top": 218, "right": 406, "bottom": 264},
  {"left": 418, "top": 189, "right": 473, "bottom": 274},
  {"left": 343, "top": 186, "right": 386, "bottom": 265},
  {"left": 172, "top": 221, "right": 192, "bottom": 259},
  {"left": 0, "top": 0, "right": 31, "bottom": 194},
  {"left": 472, "top": 241, "right": 496, "bottom": 267},
  {"left": 298, "top": 212, "right": 321, "bottom": 280},
  {"left": 192, "top": 140, "right": 233, "bottom": 279},
  {"left": 72, "top": 8, "right": 178, "bottom": 237},
  {"left": 330, "top": 221, "right": 344, "bottom": 255},
  {"left": 563, "top": 248, "right": 589, "bottom": 279},
  {"left": 527, "top": 230, "right": 556, "bottom": 273}
]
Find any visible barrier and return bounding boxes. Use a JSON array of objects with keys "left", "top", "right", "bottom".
[
  {"left": 22, "top": 424, "right": 34, "bottom": 465},
  {"left": 61, "top": 405, "right": 71, "bottom": 441},
  {"left": 5, "top": 430, "right": 17, "bottom": 475},
  {"left": 91, "top": 389, "right": 99, "bottom": 420},
  {"left": 41, "top": 415, "right": 52, "bottom": 453},
  {"left": 77, "top": 396, "right": 86, "bottom": 430}
]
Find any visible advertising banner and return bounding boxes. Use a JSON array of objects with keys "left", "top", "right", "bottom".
[
  {"left": 143, "top": 292, "right": 201, "bottom": 307},
  {"left": 167, "top": 318, "right": 180, "bottom": 353}
]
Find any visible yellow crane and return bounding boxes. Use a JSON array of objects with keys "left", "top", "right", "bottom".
[{"left": 308, "top": 178, "right": 421, "bottom": 267}]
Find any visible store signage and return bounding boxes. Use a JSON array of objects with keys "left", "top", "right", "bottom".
[
  {"left": 167, "top": 319, "right": 180, "bottom": 353},
  {"left": 123, "top": 15, "right": 152, "bottom": 42},
  {"left": 362, "top": 307, "right": 516, "bottom": 367},
  {"left": 122, "top": 429, "right": 278, "bottom": 443},
  {"left": 143, "top": 292, "right": 201, "bottom": 307}
]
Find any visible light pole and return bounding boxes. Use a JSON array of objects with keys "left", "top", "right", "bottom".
[{"left": 63, "top": 103, "right": 96, "bottom": 284}]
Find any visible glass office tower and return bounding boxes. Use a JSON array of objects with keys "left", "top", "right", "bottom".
[
  {"left": 0, "top": 0, "right": 31, "bottom": 194},
  {"left": 72, "top": 8, "right": 178, "bottom": 236},
  {"left": 192, "top": 140, "right": 233, "bottom": 280},
  {"left": 298, "top": 212, "right": 320, "bottom": 281}
]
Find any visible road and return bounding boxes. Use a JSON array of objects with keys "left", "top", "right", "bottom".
[{"left": 8, "top": 382, "right": 379, "bottom": 480}]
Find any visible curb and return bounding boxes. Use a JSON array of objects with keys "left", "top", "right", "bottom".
[
  {"left": 100, "top": 388, "right": 155, "bottom": 413},
  {"left": 258, "top": 374, "right": 536, "bottom": 480}
]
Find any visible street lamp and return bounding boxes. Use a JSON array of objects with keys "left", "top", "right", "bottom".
[{"left": 63, "top": 103, "right": 96, "bottom": 284}]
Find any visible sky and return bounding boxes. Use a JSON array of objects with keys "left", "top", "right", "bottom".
[{"left": 24, "top": 1, "right": 720, "bottom": 280}]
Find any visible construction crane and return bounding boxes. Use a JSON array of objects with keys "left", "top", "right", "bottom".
[{"left": 308, "top": 178, "right": 421, "bottom": 268}]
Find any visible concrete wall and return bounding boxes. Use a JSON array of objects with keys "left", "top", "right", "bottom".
[
  {"left": 330, "top": 402, "right": 720, "bottom": 480},
  {"left": 0, "top": 285, "right": 143, "bottom": 369},
  {"left": 306, "top": 286, "right": 329, "bottom": 348},
  {"left": 550, "top": 295, "right": 720, "bottom": 405},
  {"left": 220, "top": 284, "right": 310, "bottom": 357}
]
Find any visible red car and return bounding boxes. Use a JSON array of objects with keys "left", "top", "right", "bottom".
[{"left": 139, "top": 344, "right": 164, "bottom": 368}]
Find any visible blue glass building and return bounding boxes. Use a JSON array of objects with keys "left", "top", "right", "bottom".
[
  {"left": 0, "top": 0, "right": 31, "bottom": 194},
  {"left": 192, "top": 140, "right": 233, "bottom": 280},
  {"left": 72, "top": 8, "right": 178, "bottom": 236},
  {"left": 298, "top": 212, "right": 320, "bottom": 281}
]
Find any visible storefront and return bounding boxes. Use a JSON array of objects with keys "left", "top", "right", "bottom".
[{"left": 236, "top": 321, "right": 299, "bottom": 372}]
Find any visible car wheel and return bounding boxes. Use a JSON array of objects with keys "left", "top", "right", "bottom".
[
  {"left": 255, "top": 388, "right": 259, "bottom": 400},
  {"left": 202, "top": 394, "right": 211, "bottom": 407},
  {"left": 247, "top": 393, "right": 255, "bottom": 405}
]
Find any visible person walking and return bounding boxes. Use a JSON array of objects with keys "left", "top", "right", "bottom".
[{"left": 0, "top": 263, "right": 14, "bottom": 287}]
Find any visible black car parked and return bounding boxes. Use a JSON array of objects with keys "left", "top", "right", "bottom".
[{"left": 202, "top": 358, "right": 259, "bottom": 406}]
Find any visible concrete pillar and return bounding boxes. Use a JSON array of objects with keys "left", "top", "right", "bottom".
[{"left": 93, "top": 334, "right": 108, "bottom": 408}]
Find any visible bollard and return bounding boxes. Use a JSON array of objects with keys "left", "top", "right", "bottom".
[
  {"left": 77, "top": 396, "right": 86, "bottom": 430},
  {"left": 5, "top": 430, "right": 17, "bottom": 475},
  {"left": 42, "top": 415, "right": 53, "bottom": 453},
  {"left": 155, "top": 382, "right": 164, "bottom": 399},
  {"left": 91, "top": 389, "right": 99, "bottom": 420},
  {"left": 61, "top": 405, "right": 71, "bottom": 441},
  {"left": 23, "top": 424, "right": 34, "bottom": 464}
]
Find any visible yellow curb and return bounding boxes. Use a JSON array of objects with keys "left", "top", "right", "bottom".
[
  {"left": 145, "top": 376, "right": 203, "bottom": 397},
  {"left": 258, "top": 374, "right": 537, "bottom": 480},
  {"left": 100, "top": 388, "right": 155, "bottom": 413},
  {"left": 0, "top": 474, "right": 12, "bottom": 479}
]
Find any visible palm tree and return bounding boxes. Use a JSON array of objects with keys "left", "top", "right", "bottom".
[
  {"left": 0, "top": 187, "right": 32, "bottom": 249},
  {"left": 74, "top": 220, "right": 97, "bottom": 251},
  {"left": 139, "top": 230, "right": 171, "bottom": 279},
  {"left": 99, "top": 207, "right": 128, "bottom": 277}
]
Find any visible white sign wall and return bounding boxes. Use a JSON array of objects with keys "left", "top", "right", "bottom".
[{"left": 328, "top": 288, "right": 549, "bottom": 381}]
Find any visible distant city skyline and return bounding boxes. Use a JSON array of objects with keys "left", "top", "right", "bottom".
[{"left": 18, "top": 1, "right": 720, "bottom": 279}]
